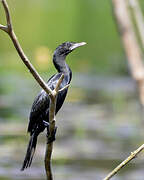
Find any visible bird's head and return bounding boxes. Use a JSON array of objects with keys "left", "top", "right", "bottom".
[{"left": 54, "top": 42, "right": 86, "bottom": 58}]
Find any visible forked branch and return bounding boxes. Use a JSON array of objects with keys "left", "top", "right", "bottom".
[
  {"left": 45, "top": 74, "right": 65, "bottom": 180},
  {"left": 1, "top": 0, "right": 12, "bottom": 31},
  {"left": 0, "top": 0, "right": 69, "bottom": 179},
  {"left": 0, "top": 24, "right": 7, "bottom": 32}
]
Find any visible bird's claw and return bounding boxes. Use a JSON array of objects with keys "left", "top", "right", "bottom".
[
  {"left": 47, "top": 126, "right": 57, "bottom": 144},
  {"left": 42, "top": 121, "right": 57, "bottom": 143}
]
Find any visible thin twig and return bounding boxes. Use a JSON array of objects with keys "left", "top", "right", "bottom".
[
  {"left": 103, "top": 144, "right": 144, "bottom": 180},
  {"left": 59, "top": 84, "right": 70, "bottom": 92},
  {"left": 1, "top": 0, "right": 12, "bottom": 31},
  {"left": 0, "top": 24, "right": 8, "bottom": 32},
  {"left": 55, "top": 74, "right": 64, "bottom": 93}
]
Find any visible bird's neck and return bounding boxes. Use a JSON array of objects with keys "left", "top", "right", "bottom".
[{"left": 53, "top": 55, "right": 72, "bottom": 75}]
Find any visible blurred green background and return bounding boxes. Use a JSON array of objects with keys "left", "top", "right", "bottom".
[
  {"left": 0, "top": 0, "right": 128, "bottom": 75},
  {"left": 0, "top": 0, "right": 144, "bottom": 180}
]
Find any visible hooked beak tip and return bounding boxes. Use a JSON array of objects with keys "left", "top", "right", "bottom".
[
  {"left": 70, "top": 42, "right": 87, "bottom": 50},
  {"left": 80, "top": 42, "right": 87, "bottom": 46}
]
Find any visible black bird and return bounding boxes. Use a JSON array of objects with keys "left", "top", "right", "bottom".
[{"left": 21, "top": 41, "right": 86, "bottom": 171}]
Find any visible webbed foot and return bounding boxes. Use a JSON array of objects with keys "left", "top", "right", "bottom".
[{"left": 47, "top": 126, "right": 57, "bottom": 144}]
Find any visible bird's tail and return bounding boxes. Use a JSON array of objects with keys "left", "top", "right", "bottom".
[{"left": 21, "top": 132, "right": 38, "bottom": 171}]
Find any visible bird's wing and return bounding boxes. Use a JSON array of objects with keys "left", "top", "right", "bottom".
[{"left": 27, "top": 73, "right": 63, "bottom": 133}]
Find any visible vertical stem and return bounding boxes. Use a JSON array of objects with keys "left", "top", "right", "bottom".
[
  {"left": 44, "top": 76, "right": 64, "bottom": 180},
  {"left": 45, "top": 143, "right": 53, "bottom": 180},
  {"left": 45, "top": 96, "right": 57, "bottom": 180},
  {"left": 0, "top": 1, "right": 66, "bottom": 180}
]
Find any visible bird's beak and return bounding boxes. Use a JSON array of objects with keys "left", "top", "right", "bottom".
[{"left": 70, "top": 42, "right": 87, "bottom": 51}]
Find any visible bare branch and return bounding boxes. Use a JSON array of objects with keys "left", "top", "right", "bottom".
[
  {"left": 103, "top": 144, "right": 144, "bottom": 180},
  {"left": 0, "top": 1, "right": 70, "bottom": 179},
  {"left": 0, "top": 24, "right": 8, "bottom": 32},
  {"left": 55, "top": 74, "right": 64, "bottom": 93},
  {"left": 45, "top": 142, "right": 53, "bottom": 180},
  {"left": 1, "top": 0, "right": 12, "bottom": 31},
  {"left": 44, "top": 73, "right": 70, "bottom": 180},
  {"left": 59, "top": 84, "right": 70, "bottom": 92},
  {"left": 45, "top": 82, "right": 59, "bottom": 180}
]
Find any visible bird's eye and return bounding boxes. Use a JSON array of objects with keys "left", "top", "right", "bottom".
[
  {"left": 59, "top": 48, "right": 69, "bottom": 55},
  {"left": 59, "top": 49, "right": 65, "bottom": 55}
]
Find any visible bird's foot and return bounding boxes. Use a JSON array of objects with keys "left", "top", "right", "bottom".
[{"left": 47, "top": 126, "right": 57, "bottom": 144}]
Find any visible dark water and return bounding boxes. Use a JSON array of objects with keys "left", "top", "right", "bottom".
[{"left": 0, "top": 74, "right": 144, "bottom": 180}]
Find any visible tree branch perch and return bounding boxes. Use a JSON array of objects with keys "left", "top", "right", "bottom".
[
  {"left": 0, "top": 0, "right": 66, "bottom": 179},
  {"left": 1, "top": 0, "right": 12, "bottom": 31}
]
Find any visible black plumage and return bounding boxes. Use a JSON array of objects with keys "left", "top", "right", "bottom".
[{"left": 21, "top": 41, "right": 86, "bottom": 170}]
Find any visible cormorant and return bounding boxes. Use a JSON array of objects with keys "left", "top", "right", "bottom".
[{"left": 21, "top": 41, "right": 86, "bottom": 170}]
